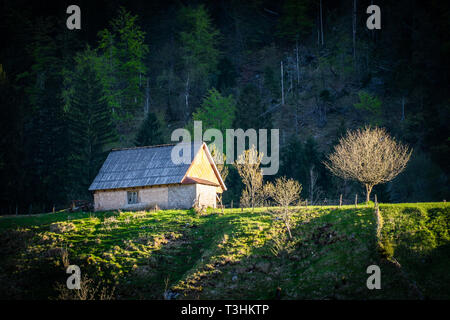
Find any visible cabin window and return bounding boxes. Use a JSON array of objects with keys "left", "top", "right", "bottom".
[{"left": 127, "top": 191, "right": 138, "bottom": 204}]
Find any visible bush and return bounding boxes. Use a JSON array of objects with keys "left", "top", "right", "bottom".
[
  {"left": 49, "top": 222, "right": 76, "bottom": 234},
  {"left": 55, "top": 274, "right": 115, "bottom": 300},
  {"left": 378, "top": 238, "right": 395, "bottom": 259}
]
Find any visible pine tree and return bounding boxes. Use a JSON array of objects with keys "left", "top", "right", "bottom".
[
  {"left": 234, "top": 84, "right": 272, "bottom": 130},
  {"left": 354, "top": 91, "right": 383, "bottom": 125},
  {"left": 22, "top": 17, "right": 72, "bottom": 210},
  {"left": 277, "top": 0, "right": 314, "bottom": 42},
  {"left": 179, "top": 4, "right": 221, "bottom": 80},
  {"left": 97, "top": 7, "right": 149, "bottom": 127},
  {"left": 0, "top": 65, "right": 24, "bottom": 212},
  {"left": 179, "top": 4, "right": 221, "bottom": 117},
  {"left": 135, "top": 112, "right": 164, "bottom": 147},
  {"left": 279, "top": 136, "right": 328, "bottom": 201},
  {"left": 263, "top": 66, "right": 280, "bottom": 102},
  {"left": 64, "top": 49, "right": 117, "bottom": 198},
  {"left": 217, "top": 57, "right": 237, "bottom": 92},
  {"left": 279, "top": 136, "right": 304, "bottom": 181},
  {"left": 192, "top": 88, "right": 235, "bottom": 134}
]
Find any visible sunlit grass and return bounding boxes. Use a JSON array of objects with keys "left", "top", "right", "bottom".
[{"left": 0, "top": 202, "right": 448, "bottom": 299}]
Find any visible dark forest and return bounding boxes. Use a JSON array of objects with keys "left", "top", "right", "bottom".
[{"left": 1, "top": 0, "right": 449, "bottom": 214}]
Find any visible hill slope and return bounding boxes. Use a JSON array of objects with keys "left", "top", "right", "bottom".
[{"left": 0, "top": 203, "right": 448, "bottom": 299}]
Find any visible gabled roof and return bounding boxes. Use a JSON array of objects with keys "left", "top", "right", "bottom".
[
  {"left": 183, "top": 143, "right": 227, "bottom": 191},
  {"left": 182, "top": 176, "right": 220, "bottom": 187},
  {"left": 88, "top": 142, "right": 226, "bottom": 191}
]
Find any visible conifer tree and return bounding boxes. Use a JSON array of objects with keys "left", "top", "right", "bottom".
[
  {"left": 64, "top": 50, "right": 117, "bottom": 198},
  {"left": 192, "top": 88, "right": 235, "bottom": 134},
  {"left": 135, "top": 112, "right": 164, "bottom": 147},
  {"left": 277, "top": 0, "right": 314, "bottom": 42},
  {"left": 23, "top": 17, "right": 71, "bottom": 209},
  {"left": 234, "top": 84, "right": 272, "bottom": 130},
  {"left": 96, "top": 7, "right": 149, "bottom": 128},
  {"left": 179, "top": 4, "right": 221, "bottom": 117}
]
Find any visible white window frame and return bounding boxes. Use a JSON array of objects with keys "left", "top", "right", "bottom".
[{"left": 127, "top": 191, "right": 138, "bottom": 204}]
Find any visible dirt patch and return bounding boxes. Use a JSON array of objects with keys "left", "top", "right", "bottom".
[{"left": 311, "top": 223, "right": 344, "bottom": 246}]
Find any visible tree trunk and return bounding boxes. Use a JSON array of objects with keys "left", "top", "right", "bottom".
[
  {"left": 317, "top": 19, "right": 320, "bottom": 46},
  {"left": 251, "top": 187, "right": 255, "bottom": 212},
  {"left": 218, "top": 194, "right": 224, "bottom": 215},
  {"left": 285, "top": 221, "right": 292, "bottom": 239},
  {"left": 401, "top": 96, "right": 405, "bottom": 121},
  {"left": 320, "top": 0, "right": 324, "bottom": 46},
  {"left": 365, "top": 184, "right": 373, "bottom": 203},
  {"left": 284, "top": 209, "right": 292, "bottom": 239},
  {"left": 281, "top": 61, "right": 285, "bottom": 105},
  {"left": 296, "top": 41, "right": 300, "bottom": 84},
  {"left": 144, "top": 78, "right": 150, "bottom": 115},
  {"left": 184, "top": 73, "right": 190, "bottom": 121},
  {"left": 352, "top": 0, "right": 357, "bottom": 61},
  {"left": 309, "top": 165, "right": 316, "bottom": 204}
]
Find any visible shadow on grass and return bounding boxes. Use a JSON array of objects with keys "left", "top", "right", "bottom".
[
  {"left": 170, "top": 207, "right": 422, "bottom": 300},
  {"left": 1, "top": 204, "right": 448, "bottom": 299},
  {"left": 115, "top": 212, "right": 240, "bottom": 299},
  {"left": 380, "top": 205, "right": 450, "bottom": 299}
]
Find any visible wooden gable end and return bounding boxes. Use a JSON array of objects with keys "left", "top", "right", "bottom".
[{"left": 184, "top": 145, "right": 224, "bottom": 193}]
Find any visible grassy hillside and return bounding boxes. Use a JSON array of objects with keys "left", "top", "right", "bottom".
[{"left": 0, "top": 203, "right": 448, "bottom": 300}]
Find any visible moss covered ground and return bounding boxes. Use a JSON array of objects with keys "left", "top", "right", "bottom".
[{"left": 0, "top": 203, "right": 448, "bottom": 299}]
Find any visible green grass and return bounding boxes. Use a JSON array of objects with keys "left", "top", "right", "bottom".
[{"left": 0, "top": 203, "right": 448, "bottom": 299}]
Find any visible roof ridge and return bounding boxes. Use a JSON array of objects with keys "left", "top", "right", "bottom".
[
  {"left": 111, "top": 141, "right": 202, "bottom": 152},
  {"left": 89, "top": 141, "right": 208, "bottom": 191}
]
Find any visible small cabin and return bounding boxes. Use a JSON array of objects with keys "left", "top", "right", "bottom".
[{"left": 88, "top": 142, "right": 226, "bottom": 211}]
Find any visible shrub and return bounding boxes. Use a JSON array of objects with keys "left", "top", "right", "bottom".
[
  {"left": 55, "top": 274, "right": 115, "bottom": 300},
  {"left": 266, "top": 177, "right": 302, "bottom": 239},
  {"left": 49, "top": 222, "right": 76, "bottom": 234},
  {"left": 378, "top": 238, "right": 395, "bottom": 259}
]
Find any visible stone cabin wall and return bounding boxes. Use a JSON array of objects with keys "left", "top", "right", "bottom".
[
  {"left": 93, "top": 183, "right": 216, "bottom": 211},
  {"left": 195, "top": 184, "right": 217, "bottom": 208}
]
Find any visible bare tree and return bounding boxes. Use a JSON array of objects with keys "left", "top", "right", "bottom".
[
  {"left": 234, "top": 145, "right": 264, "bottom": 211},
  {"left": 240, "top": 183, "right": 272, "bottom": 208},
  {"left": 309, "top": 165, "right": 323, "bottom": 205},
  {"left": 267, "top": 177, "right": 302, "bottom": 239},
  {"left": 209, "top": 143, "right": 228, "bottom": 182},
  {"left": 210, "top": 143, "right": 228, "bottom": 214},
  {"left": 324, "top": 126, "right": 412, "bottom": 203}
]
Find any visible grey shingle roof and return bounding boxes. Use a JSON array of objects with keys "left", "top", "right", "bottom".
[{"left": 89, "top": 142, "right": 203, "bottom": 191}]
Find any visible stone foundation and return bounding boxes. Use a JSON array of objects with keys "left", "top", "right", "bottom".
[{"left": 93, "top": 183, "right": 216, "bottom": 211}]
